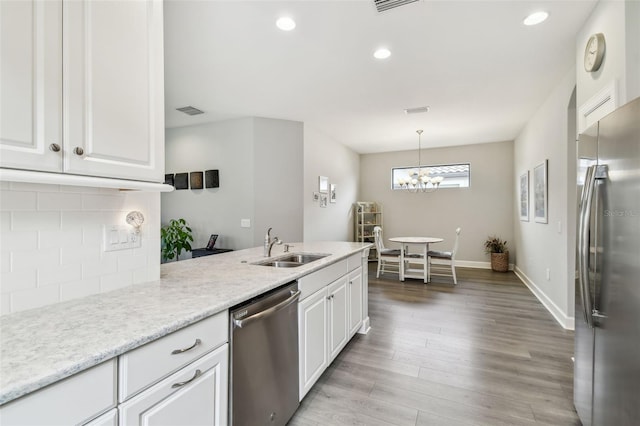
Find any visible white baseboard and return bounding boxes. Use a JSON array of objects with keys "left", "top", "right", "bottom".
[{"left": 514, "top": 266, "right": 575, "bottom": 330}]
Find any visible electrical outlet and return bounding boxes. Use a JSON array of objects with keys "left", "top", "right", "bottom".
[{"left": 240, "top": 219, "right": 251, "bottom": 228}]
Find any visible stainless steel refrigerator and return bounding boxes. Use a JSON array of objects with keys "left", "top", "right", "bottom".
[{"left": 575, "top": 96, "right": 640, "bottom": 426}]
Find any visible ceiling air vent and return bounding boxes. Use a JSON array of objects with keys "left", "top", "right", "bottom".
[
  {"left": 176, "top": 106, "right": 204, "bottom": 116},
  {"left": 374, "top": 0, "right": 419, "bottom": 13}
]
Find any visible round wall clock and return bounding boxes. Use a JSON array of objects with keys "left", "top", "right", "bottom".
[{"left": 584, "top": 33, "right": 605, "bottom": 72}]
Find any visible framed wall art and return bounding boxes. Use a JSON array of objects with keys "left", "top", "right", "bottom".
[
  {"left": 533, "top": 160, "right": 548, "bottom": 223},
  {"left": 319, "top": 176, "right": 329, "bottom": 193},
  {"left": 519, "top": 171, "right": 529, "bottom": 222}
]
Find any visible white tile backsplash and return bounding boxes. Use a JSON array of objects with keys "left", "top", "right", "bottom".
[
  {"left": 0, "top": 269, "right": 37, "bottom": 292},
  {"left": 38, "top": 264, "right": 82, "bottom": 286},
  {"left": 10, "top": 283, "right": 60, "bottom": 312},
  {"left": 0, "top": 191, "right": 37, "bottom": 211},
  {"left": 38, "top": 229, "right": 83, "bottom": 249},
  {"left": 12, "top": 248, "right": 60, "bottom": 270},
  {"left": 100, "top": 270, "right": 133, "bottom": 292},
  {"left": 0, "top": 231, "right": 38, "bottom": 251},
  {"left": 0, "top": 185, "right": 160, "bottom": 315},
  {"left": 12, "top": 211, "right": 61, "bottom": 231},
  {"left": 60, "top": 277, "right": 100, "bottom": 302},
  {"left": 38, "top": 192, "right": 83, "bottom": 211}
]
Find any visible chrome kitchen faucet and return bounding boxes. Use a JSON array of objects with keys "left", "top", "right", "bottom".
[{"left": 264, "top": 227, "right": 283, "bottom": 257}]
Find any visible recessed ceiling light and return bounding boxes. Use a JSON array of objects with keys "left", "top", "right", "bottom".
[
  {"left": 374, "top": 48, "right": 391, "bottom": 59},
  {"left": 276, "top": 17, "right": 296, "bottom": 31},
  {"left": 523, "top": 11, "right": 549, "bottom": 26}
]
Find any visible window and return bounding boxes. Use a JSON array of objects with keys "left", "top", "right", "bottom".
[{"left": 391, "top": 163, "right": 470, "bottom": 190}]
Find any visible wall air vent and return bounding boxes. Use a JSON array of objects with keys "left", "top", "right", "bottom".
[
  {"left": 404, "top": 106, "right": 430, "bottom": 115},
  {"left": 176, "top": 106, "right": 204, "bottom": 116},
  {"left": 374, "top": 0, "right": 419, "bottom": 13}
]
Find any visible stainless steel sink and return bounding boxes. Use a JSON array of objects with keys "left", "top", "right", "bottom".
[
  {"left": 253, "top": 253, "right": 329, "bottom": 268},
  {"left": 258, "top": 261, "right": 305, "bottom": 268},
  {"left": 277, "top": 254, "right": 328, "bottom": 264}
]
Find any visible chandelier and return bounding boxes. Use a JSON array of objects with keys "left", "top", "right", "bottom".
[{"left": 396, "top": 130, "right": 444, "bottom": 192}]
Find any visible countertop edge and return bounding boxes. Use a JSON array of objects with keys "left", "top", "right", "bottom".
[{"left": 0, "top": 242, "right": 371, "bottom": 405}]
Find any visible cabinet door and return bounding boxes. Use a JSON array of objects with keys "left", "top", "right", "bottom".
[
  {"left": 328, "top": 277, "right": 348, "bottom": 361},
  {"left": 63, "top": 0, "right": 164, "bottom": 182},
  {"left": 0, "top": 0, "right": 62, "bottom": 171},
  {"left": 119, "top": 344, "right": 228, "bottom": 426},
  {"left": 348, "top": 267, "right": 363, "bottom": 337},
  {"left": 84, "top": 408, "right": 117, "bottom": 426},
  {"left": 298, "top": 288, "right": 328, "bottom": 400}
]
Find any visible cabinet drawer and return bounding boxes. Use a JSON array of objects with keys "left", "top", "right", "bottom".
[
  {"left": 298, "top": 259, "right": 347, "bottom": 301},
  {"left": 118, "top": 312, "right": 228, "bottom": 402},
  {"left": 347, "top": 253, "right": 362, "bottom": 272},
  {"left": 119, "top": 344, "right": 228, "bottom": 426},
  {"left": 0, "top": 359, "right": 116, "bottom": 426}
]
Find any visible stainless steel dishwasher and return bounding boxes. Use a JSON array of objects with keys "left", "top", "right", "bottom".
[{"left": 229, "top": 281, "right": 300, "bottom": 426}]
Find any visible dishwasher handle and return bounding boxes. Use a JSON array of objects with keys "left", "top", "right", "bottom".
[{"left": 233, "top": 290, "right": 301, "bottom": 329}]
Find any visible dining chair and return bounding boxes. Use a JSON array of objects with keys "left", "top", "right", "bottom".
[
  {"left": 427, "top": 227, "right": 461, "bottom": 284},
  {"left": 373, "top": 226, "right": 402, "bottom": 278}
]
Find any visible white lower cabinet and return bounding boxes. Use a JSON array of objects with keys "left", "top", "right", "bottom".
[
  {"left": 298, "top": 254, "right": 367, "bottom": 400},
  {"left": 328, "top": 277, "right": 349, "bottom": 361},
  {"left": 0, "top": 359, "right": 117, "bottom": 426},
  {"left": 119, "top": 344, "right": 228, "bottom": 426},
  {"left": 348, "top": 267, "right": 363, "bottom": 337},
  {"left": 298, "top": 285, "right": 329, "bottom": 398}
]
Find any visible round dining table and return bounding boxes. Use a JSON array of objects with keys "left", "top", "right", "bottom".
[{"left": 389, "top": 236, "right": 444, "bottom": 283}]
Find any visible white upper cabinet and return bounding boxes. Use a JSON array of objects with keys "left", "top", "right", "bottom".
[
  {"left": 0, "top": 0, "right": 165, "bottom": 183},
  {"left": 0, "top": 0, "right": 62, "bottom": 172}
]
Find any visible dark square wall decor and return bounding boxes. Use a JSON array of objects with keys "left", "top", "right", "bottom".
[
  {"left": 174, "top": 173, "right": 188, "bottom": 190},
  {"left": 164, "top": 174, "right": 174, "bottom": 186},
  {"left": 190, "top": 171, "right": 204, "bottom": 190},
  {"left": 205, "top": 169, "right": 220, "bottom": 188}
]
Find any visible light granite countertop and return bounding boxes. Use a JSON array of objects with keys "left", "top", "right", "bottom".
[{"left": 0, "top": 241, "right": 371, "bottom": 406}]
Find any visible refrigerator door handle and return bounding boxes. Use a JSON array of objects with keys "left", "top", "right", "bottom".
[
  {"left": 578, "top": 164, "right": 609, "bottom": 328},
  {"left": 578, "top": 164, "right": 597, "bottom": 328}
]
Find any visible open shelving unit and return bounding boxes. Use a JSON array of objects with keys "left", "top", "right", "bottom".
[{"left": 354, "top": 201, "right": 383, "bottom": 261}]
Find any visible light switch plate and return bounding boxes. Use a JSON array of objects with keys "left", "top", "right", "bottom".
[
  {"left": 103, "top": 225, "right": 141, "bottom": 252},
  {"left": 240, "top": 219, "right": 251, "bottom": 228}
]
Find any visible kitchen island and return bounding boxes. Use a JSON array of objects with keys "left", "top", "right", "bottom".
[{"left": 0, "top": 241, "right": 371, "bottom": 413}]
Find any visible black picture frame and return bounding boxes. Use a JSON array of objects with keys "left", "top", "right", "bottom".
[
  {"left": 164, "top": 174, "right": 174, "bottom": 186},
  {"left": 205, "top": 169, "right": 220, "bottom": 188},
  {"left": 206, "top": 234, "right": 218, "bottom": 250},
  {"left": 190, "top": 171, "right": 204, "bottom": 190},
  {"left": 174, "top": 173, "right": 188, "bottom": 190}
]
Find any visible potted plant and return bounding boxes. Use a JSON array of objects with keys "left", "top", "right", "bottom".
[
  {"left": 161, "top": 218, "right": 194, "bottom": 262},
  {"left": 484, "top": 236, "right": 509, "bottom": 272}
]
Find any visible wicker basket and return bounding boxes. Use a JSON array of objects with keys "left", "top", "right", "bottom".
[{"left": 491, "top": 252, "right": 509, "bottom": 272}]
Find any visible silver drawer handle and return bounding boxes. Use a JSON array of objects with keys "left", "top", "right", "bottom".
[
  {"left": 171, "top": 338, "right": 201, "bottom": 355},
  {"left": 49, "top": 143, "right": 61, "bottom": 152},
  {"left": 73, "top": 146, "right": 84, "bottom": 156},
  {"left": 171, "top": 369, "right": 202, "bottom": 388}
]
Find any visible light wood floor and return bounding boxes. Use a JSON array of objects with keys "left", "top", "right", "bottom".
[{"left": 289, "top": 265, "right": 580, "bottom": 426}]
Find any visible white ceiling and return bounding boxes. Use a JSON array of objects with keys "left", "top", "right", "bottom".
[{"left": 163, "top": 0, "right": 597, "bottom": 154}]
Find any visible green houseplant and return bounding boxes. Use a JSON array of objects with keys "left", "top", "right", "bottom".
[
  {"left": 484, "top": 236, "right": 509, "bottom": 272},
  {"left": 161, "top": 218, "right": 194, "bottom": 262}
]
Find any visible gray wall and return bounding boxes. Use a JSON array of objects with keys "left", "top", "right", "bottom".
[
  {"left": 359, "top": 140, "right": 514, "bottom": 265},
  {"left": 303, "top": 125, "right": 360, "bottom": 242},
  {"left": 513, "top": 67, "right": 576, "bottom": 329},
  {"left": 162, "top": 117, "right": 303, "bottom": 255},
  {"left": 253, "top": 118, "right": 304, "bottom": 245}
]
